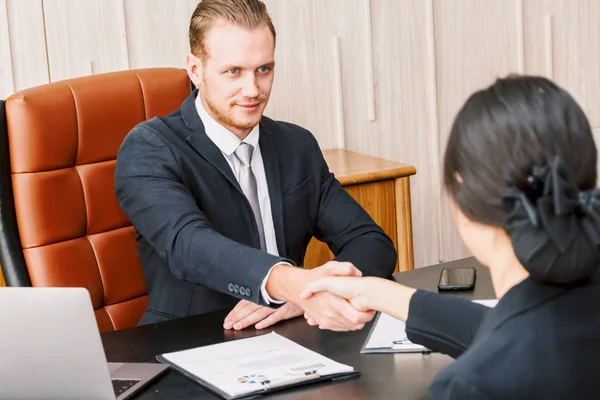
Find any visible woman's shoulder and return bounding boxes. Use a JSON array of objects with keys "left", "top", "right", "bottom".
[{"left": 428, "top": 292, "right": 600, "bottom": 399}]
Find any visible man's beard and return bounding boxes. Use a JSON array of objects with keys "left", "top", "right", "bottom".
[{"left": 202, "top": 85, "right": 267, "bottom": 132}]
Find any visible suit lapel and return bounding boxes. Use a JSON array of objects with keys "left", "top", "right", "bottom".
[
  {"left": 259, "top": 122, "right": 287, "bottom": 257},
  {"left": 182, "top": 92, "right": 286, "bottom": 255},
  {"left": 181, "top": 91, "right": 241, "bottom": 192}
]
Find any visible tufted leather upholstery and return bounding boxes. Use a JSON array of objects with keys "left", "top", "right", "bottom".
[{"left": 0, "top": 68, "right": 192, "bottom": 332}]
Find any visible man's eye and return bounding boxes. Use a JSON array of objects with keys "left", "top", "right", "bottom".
[
  {"left": 228, "top": 68, "right": 239, "bottom": 75},
  {"left": 258, "top": 66, "right": 269, "bottom": 73}
]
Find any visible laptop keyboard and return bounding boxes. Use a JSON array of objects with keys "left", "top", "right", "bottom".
[{"left": 112, "top": 379, "right": 140, "bottom": 396}]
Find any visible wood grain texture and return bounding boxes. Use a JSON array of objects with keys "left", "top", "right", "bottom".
[
  {"left": 115, "top": 0, "right": 130, "bottom": 69},
  {"left": 322, "top": 149, "right": 416, "bottom": 186},
  {"left": 543, "top": 14, "right": 554, "bottom": 79},
  {"left": 7, "top": 0, "right": 50, "bottom": 92},
  {"left": 304, "top": 150, "right": 415, "bottom": 272},
  {"left": 304, "top": 180, "right": 399, "bottom": 271},
  {"left": 331, "top": 35, "right": 346, "bottom": 149},
  {"left": 42, "top": 0, "right": 129, "bottom": 81},
  {"left": 523, "top": 0, "right": 600, "bottom": 127},
  {"left": 262, "top": 0, "right": 362, "bottom": 150},
  {"left": 516, "top": 0, "right": 525, "bottom": 74},
  {"left": 0, "top": 0, "right": 14, "bottom": 99},
  {"left": 363, "top": 0, "right": 376, "bottom": 121},
  {"left": 340, "top": 0, "right": 443, "bottom": 268},
  {"left": 434, "top": 0, "right": 522, "bottom": 263},
  {"left": 124, "top": 0, "right": 197, "bottom": 69},
  {"left": 3, "top": 0, "right": 600, "bottom": 269},
  {"left": 0, "top": 266, "right": 4, "bottom": 287},
  {"left": 395, "top": 177, "right": 414, "bottom": 272},
  {"left": 594, "top": 128, "right": 600, "bottom": 182}
]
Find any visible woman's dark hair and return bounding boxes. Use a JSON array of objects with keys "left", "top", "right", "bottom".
[{"left": 443, "top": 75, "right": 600, "bottom": 283}]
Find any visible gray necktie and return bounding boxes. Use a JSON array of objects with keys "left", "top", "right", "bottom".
[{"left": 234, "top": 142, "right": 267, "bottom": 251}]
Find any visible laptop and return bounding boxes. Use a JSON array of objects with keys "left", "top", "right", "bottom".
[{"left": 0, "top": 287, "right": 169, "bottom": 399}]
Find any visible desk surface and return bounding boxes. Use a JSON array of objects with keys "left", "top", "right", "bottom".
[
  {"left": 102, "top": 258, "right": 492, "bottom": 399},
  {"left": 321, "top": 149, "right": 416, "bottom": 186}
]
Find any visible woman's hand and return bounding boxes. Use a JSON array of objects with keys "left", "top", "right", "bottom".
[
  {"left": 300, "top": 276, "right": 380, "bottom": 312},
  {"left": 300, "top": 276, "right": 416, "bottom": 323}
]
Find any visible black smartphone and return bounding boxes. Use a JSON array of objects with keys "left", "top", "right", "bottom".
[{"left": 438, "top": 267, "right": 476, "bottom": 291}]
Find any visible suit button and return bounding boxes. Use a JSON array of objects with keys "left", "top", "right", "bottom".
[
  {"left": 228, "top": 283, "right": 234, "bottom": 292},
  {"left": 246, "top": 288, "right": 252, "bottom": 297},
  {"left": 233, "top": 284, "right": 240, "bottom": 293},
  {"left": 241, "top": 287, "right": 248, "bottom": 296},
  {"left": 243, "top": 288, "right": 249, "bottom": 296}
]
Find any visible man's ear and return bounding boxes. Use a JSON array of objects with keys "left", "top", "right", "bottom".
[{"left": 185, "top": 53, "right": 203, "bottom": 88}]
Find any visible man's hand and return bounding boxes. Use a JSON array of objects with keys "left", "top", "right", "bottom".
[
  {"left": 265, "top": 261, "right": 375, "bottom": 331},
  {"left": 301, "top": 276, "right": 417, "bottom": 323},
  {"left": 223, "top": 300, "right": 303, "bottom": 330},
  {"left": 300, "top": 291, "right": 374, "bottom": 331}
]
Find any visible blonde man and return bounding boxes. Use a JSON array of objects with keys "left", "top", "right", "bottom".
[{"left": 115, "top": 0, "right": 396, "bottom": 332}]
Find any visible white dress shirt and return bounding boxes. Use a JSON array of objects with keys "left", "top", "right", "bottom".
[{"left": 195, "top": 96, "right": 286, "bottom": 305}]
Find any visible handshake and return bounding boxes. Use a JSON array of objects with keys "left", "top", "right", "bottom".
[{"left": 223, "top": 261, "right": 383, "bottom": 332}]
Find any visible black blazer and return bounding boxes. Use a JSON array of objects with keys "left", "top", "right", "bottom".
[
  {"left": 406, "top": 274, "right": 600, "bottom": 399},
  {"left": 115, "top": 90, "right": 396, "bottom": 324}
]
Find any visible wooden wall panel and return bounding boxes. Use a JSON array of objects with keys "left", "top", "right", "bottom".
[
  {"left": 2, "top": 0, "right": 600, "bottom": 268},
  {"left": 124, "top": 0, "right": 197, "bottom": 70},
  {"left": 42, "top": 0, "right": 129, "bottom": 81},
  {"left": 523, "top": 0, "right": 600, "bottom": 127},
  {"left": 594, "top": 128, "right": 600, "bottom": 183},
  {"left": 0, "top": 0, "right": 14, "bottom": 99},
  {"left": 434, "top": 0, "right": 523, "bottom": 263},
  {"left": 262, "top": 0, "right": 340, "bottom": 149},
  {"left": 341, "top": 0, "right": 442, "bottom": 268},
  {"left": 6, "top": 0, "right": 49, "bottom": 93}
]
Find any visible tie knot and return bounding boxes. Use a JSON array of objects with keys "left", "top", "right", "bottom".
[{"left": 234, "top": 142, "right": 254, "bottom": 166}]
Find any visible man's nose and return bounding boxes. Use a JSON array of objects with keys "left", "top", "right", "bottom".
[{"left": 240, "top": 74, "right": 260, "bottom": 98}]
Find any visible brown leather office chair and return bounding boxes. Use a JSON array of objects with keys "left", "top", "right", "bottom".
[{"left": 0, "top": 68, "right": 192, "bottom": 332}]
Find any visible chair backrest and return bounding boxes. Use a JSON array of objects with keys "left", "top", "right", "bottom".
[{"left": 0, "top": 68, "right": 192, "bottom": 332}]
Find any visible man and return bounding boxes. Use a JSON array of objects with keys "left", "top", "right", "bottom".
[{"left": 115, "top": 0, "right": 396, "bottom": 332}]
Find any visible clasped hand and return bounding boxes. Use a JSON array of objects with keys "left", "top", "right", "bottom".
[{"left": 223, "top": 261, "right": 374, "bottom": 331}]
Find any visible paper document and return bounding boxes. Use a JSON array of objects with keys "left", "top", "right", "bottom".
[
  {"left": 473, "top": 299, "right": 499, "bottom": 308},
  {"left": 158, "top": 332, "right": 354, "bottom": 399},
  {"left": 361, "top": 298, "right": 499, "bottom": 354}
]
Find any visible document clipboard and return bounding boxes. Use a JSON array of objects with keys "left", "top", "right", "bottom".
[
  {"left": 360, "top": 312, "right": 431, "bottom": 354},
  {"left": 360, "top": 299, "right": 499, "bottom": 354},
  {"left": 156, "top": 332, "right": 359, "bottom": 399}
]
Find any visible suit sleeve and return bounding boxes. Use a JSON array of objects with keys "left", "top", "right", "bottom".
[
  {"left": 308, "top": 134, "right": 397, "bottom": 278},
  {"left": 406, "top": 290, "right": 489, "bottom": 358},
  {"left": 114, "top": 127, "right": 292, "bottom": 306},
  {"left": 429, "top": 374, "right": 492, "bottom": 400}
]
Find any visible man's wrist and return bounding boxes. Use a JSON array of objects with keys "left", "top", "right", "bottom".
[{"left": 265, "top": 263, "right": 307, "bottom": 302}]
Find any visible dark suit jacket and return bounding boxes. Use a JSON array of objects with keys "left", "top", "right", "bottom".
[
  {"left": 115, "top": 90, "right": 397, "bottom": 324},
  {"left": 406, "top": 274, "right": 600, "bottom": 399}
]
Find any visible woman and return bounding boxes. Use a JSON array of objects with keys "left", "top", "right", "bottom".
[{"left": 301, "top": 76, "right": 600, "bottom": 399}]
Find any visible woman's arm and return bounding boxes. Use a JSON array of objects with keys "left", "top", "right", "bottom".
[
  {"left": 405, "top": 290, "right": 489, "bottom": 358},
  {"left": 302, "top": 277, "right": 490, "bottom": 357}
]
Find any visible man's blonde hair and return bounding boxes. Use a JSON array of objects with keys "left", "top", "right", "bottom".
[{"left": 189, "top": 0, "right": 276, "bottom": 61}]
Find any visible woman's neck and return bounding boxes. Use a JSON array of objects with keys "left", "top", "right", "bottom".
[{"left": 488, "top": 249, "right": 530, "bottom": 298}]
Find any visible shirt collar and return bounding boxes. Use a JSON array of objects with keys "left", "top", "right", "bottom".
[{"left": 195, "top": 94, "right": 260, "bottom": 157}]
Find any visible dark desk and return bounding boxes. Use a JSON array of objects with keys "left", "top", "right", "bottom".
[{"left": 102, "top": 258, "right": 494, "bottom": 399}]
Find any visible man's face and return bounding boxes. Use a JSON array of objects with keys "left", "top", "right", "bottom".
[{"left": 187, "top": 20, "right": 275, "bottom": 138}]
